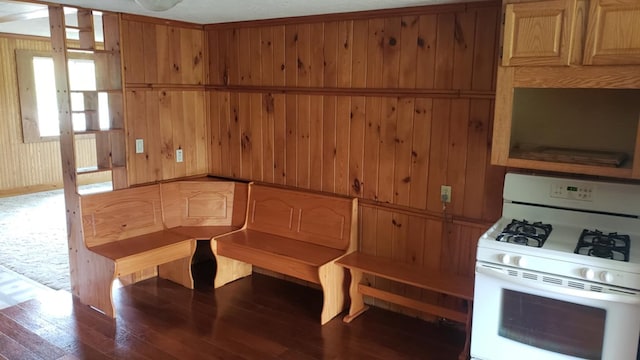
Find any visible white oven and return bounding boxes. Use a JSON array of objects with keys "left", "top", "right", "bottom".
[{"left": 471, "top": 173, "right": 640, "bottom": 360}]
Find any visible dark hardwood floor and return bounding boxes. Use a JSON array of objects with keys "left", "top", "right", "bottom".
[{"left": 0, "top": 272, "right": 465, "bottom": 359}]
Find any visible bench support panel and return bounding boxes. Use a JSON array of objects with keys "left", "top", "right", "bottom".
[
  {"left": 343, "top": 268, "right": 368, "bottom": 323},
  {"left": 159, "top": 257, "right": 196, "bottom": 289},
  {"left": 318, "top": 261, "right": 346, "bottom": 325},
  {"left": 211, "top": 239, "right": 252, "bottom": 288}
]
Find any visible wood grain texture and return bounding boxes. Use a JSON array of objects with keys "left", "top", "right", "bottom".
[{"left": 205, "top": 5, "right": 503, "bottom": 307}]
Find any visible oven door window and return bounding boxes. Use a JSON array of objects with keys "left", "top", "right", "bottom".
[{"left": 500, "top": 289, "right": 606, "bottom": 359}]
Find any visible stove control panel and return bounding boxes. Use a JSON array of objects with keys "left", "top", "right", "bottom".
[{"left": 551, "top": 182, "right": 594, "bottom": 201}]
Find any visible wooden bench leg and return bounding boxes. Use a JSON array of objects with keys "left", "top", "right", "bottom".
[
  {"left": 211, "top": 239, "right": 252, "bottom": 288},
  {"left": 318, "top": 261, "right": 345, "bottom": 325},
  {"left": 77, "top": 252, "right": 117, "bottom": 318},
  {"left": 343, "top": 268, "right": 369, "bottom": 323},
  {"left": 159, "top": 258, "right": 195, "bottom": 289}
]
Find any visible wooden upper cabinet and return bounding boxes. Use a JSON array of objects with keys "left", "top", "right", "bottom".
[
  {"left": 583, "top": 0, "right": 640, "bottom": 65},
  {"left": 502, "top": 0, "right": 580, "bottom": 66}
]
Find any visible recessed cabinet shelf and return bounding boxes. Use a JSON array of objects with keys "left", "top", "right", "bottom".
[{"left": 493, "top": 83, "right": 640, "bottom": 179}]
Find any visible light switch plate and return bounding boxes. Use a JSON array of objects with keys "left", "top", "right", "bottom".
[
  {"left": 135, "top": 139, "right": 144, "bottom": 154},
  {"left": 176, "top": 149, "right": 183, "bottom": 163}
]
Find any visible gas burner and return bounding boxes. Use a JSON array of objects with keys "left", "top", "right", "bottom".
[
  {"left": 496, "top": 219, "right": 552, "bottom": 248},
  {"left": 574, "top": 229, "right": 630, "bottom": 262}
]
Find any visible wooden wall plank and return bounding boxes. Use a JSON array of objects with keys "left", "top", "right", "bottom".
[
  {"left": 297, "top": 24, "right": 311, "bottom": 87},
  {"left": 382, "top": 17, "right": 402, "bottom": 88},
  {"left": 249, "top": 27, "right": 262, "bottom": 86},
  {"left": 451, "top": 12, "right": 476, "bottom": 90},
  {"left": 250, "top": 93, "right": 263, "bottom": 179},
  {"left": 394, "top": 98, "right": 414, "bottom": 207},
  {"left": 416, "top": 14, "right": 437, "bottom": 88},
  {"left": 322, "top": 22, "right": 337, "bottom": 88},
  {"left": 262, "top": 93, "right": 275, "bottom": 183},
  {"left": 349, "top": 96, "right": 366, "bottom": 198},
  {"left": 351, "top": 20, "right": 368, "bottom": 88},
  {"left": 321, "top": 96, "right": 335, "bottom": 192},
  {"left": 238, "top": 28, "right": 252, "bottom": 85},
  {"left": 426, "top": 99, "right": 451, "bottom": 213},
  {"left": 238, "top": 92, "right": 252, "bottom": 178},
  {"left": 335, "top": 96, "right": 351, "bottom": 195},
  {"left": 297, "top": 95, "right": 310, "bottom": 188},
  {"left": 447, "top": 99, "right": 470, "bottom": 215},
  {"left": 434, "top": 13, "right": 455, "bottom": 89},
  {"left": 273, "top": 94, "right": 286, "bottom": 184},
  {"left": 337, "top": 21, "right": 353, "bottom": 88},
  {"left": 463, "top": 99, "right": 490, "bottom": 219},
  {"left": 409, "top": 98, "right": 432, "bottom": 210},
  {"left": 142, "top": 23, "right": 158, "bottom": 83},
  {"left": 310, "top": 22, "right": 325, "bottom": 87},
  {"left": 399, "top": 16, "right": 419, "bottom": 88},
  {"left": 229, "top": 93, "right": 242, "bottom": 178},
  {"left": 310, "top": 95, "right": 323, "bottom": 191},
  {"left": 285, "top": 94, "right": 297, "bottom": 185},
  {"left": 363, "top": 97, "right": 381, "bottom": 200},
  {"left": 261, "top": 27, "right": 274, "bottom": 86},
  {"left": 273, "top": 26, "right": 286, "bottom": 87},
  {"left": 284, "top": 25, "right": 297, "bottom": 87},
  {"left": 377, "top": 97, "right": 397, "bottom": 204}
]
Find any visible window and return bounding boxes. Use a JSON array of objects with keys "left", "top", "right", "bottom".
[{"left": 16, "top": 50, "right": 110, "bottom": 142}]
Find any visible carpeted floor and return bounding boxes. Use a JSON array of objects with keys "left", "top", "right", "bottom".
[{"left": 0, "top": 183, "right": 111, "bottom": 291}]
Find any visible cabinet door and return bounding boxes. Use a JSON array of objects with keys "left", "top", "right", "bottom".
[
  {"left": 502, "top": 0, "right": 578, "bottom": 66},
  {"left": 583, "top": 0, "right": 640, "bottom": 65}
]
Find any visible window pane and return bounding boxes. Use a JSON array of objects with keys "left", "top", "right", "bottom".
[
  {"left": 72, "top": 113, "right": 86, "bottom": 132},
  {"left": 98, "top": 92, "right": 110, "bottom": 130},
  {"left": 33, "top": 57, "right": 59, "bottom": 137},
  {"left": 70, "top": 92, "right": 84, "bottom": 111},
  {"left": 68, "top": 59, "right": 96, "bottom": 91}
]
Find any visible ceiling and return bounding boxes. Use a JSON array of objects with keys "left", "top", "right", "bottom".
[{"left": 0, "top": 0, "right": 482, "bottom": 38}]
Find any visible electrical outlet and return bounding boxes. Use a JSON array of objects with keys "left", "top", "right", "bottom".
[
  {"left": 440, "top": 185, "right": 452, "bottom": 203},
  {"left": 135, "top": 139, "right": 144, "bottom": 154},
  {"left": 176, "top": 149, "right": 183, "bottom": 163}
]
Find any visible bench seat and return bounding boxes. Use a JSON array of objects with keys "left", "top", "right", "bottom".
[
  {"left": 78, "top": 179, "right": 244, "bottom": 318},
  {"left": 336, "top": 252, "right": 473, "bottom": 360},
  {"left": 212, "top": 183, "right": 358, "bottom": 325},
  {"left": 216, "top": 229, "right": 346, "bottom": 283},
  {"left": 89, "top": 230, "right": 194, "bottom": 277},
  {"left": 171, "top": 226, "right": 239, "bottom": 241}
]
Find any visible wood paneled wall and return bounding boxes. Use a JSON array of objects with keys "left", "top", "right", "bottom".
[
  {"left": 0, "top": 34, "right": 108, "bottom": 196},
  {"left": 206, "top": 2, "right": 506, "bottom": 293},
  {"left": 121, "top": 17, "right": 208, "bottom": 186}
]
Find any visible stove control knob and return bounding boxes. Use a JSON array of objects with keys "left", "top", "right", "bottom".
[
  {"left": 600, "top": 271, "right": 614, "bottom": 283},
  {"left": 581, "top": 268, "right": 595, "bottom": 280},
  {"left": 514, "top": 256, "right": 527, "bottom": 267},
  {"left": 498, "top": 254, "right": 511, "bottom": 264}
]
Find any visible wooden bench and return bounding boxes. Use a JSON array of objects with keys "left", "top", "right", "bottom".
[
  {"left": 78, "top": 179, "right": 244, "bottom": 318},
  {"left": 211, "top": 183, "right": 358, "bottom": 325},
  {"left": 336, "top": 252, "right": 474, "bottom": 360}
]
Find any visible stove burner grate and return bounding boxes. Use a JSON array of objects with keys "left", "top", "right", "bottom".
[
  {"left": 574, "top": 229, "right": 630, "bottom": 262},
  {"left": 496, "top": 219, "right": 552, "bottom": 248}
]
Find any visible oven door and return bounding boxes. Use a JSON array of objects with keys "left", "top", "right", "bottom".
[{"left": 471, "top": 263, "right": 640, "bottom": 360}]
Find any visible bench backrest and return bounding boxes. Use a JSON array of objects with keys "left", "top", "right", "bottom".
[
  {"left": 80, "top": 184, "right": 164, "bottom": 248},
  {"left": 245, "top": 183, "right": 357, "bottom": 251},
  {"left": 161, "top": 180, "right": 237, "bottom": 228}
]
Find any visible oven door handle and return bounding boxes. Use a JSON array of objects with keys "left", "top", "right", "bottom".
[{"left": 476, "top": 266, "right": 640, "bottom": 305}]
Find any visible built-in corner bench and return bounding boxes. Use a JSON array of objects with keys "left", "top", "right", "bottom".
[
  {"left": 336, "top": 252, "right": 474, "bottom": 360},
  {"left": 78, "top": 179, "right": 246, "bottom": 318},
  {"left": 211, "top": 183, "right": 358, "bottom": 325}
]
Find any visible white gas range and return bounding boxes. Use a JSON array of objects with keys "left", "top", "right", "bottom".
[{"left": 471, "top": 173, "right": 640, "bottom": 360}]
